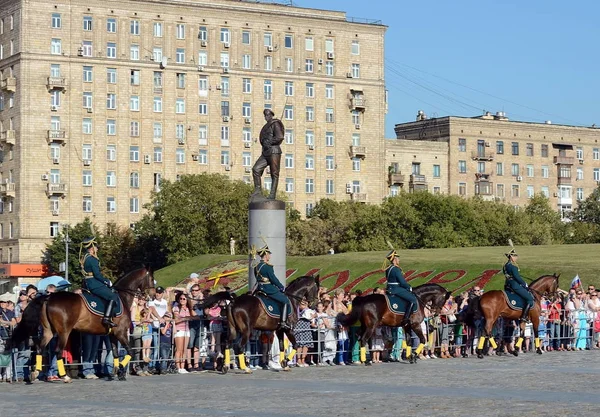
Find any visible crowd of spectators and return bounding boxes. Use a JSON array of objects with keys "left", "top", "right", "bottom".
[{"left": 1, "top": 277, "right": 600, "bottom": 382}]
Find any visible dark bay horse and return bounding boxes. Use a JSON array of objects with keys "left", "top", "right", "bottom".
[
  {"left": 472, "top": 274, "right": 559, "bottom": 358},
  {"left": 10, "top": 267, "right": 154, "bottom": 382},
  {"left": 337, "top": 284, "right": 451, "bottom": 364},
  {"left": 203, "top": 275, "right": 319, "bottom": 373}
]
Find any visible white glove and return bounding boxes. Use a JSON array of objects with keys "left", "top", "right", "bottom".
[{"left": 408, "top": 287, "right": 413, "bottom": 292}]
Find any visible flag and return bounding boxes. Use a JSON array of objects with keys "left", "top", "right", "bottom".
[{"left": 571, "top": 275, "right": 581, "bottom": 289}]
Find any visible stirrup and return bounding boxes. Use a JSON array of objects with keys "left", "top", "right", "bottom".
[{"left": 102, "top": 318, "right": 117, "bottom": 328}]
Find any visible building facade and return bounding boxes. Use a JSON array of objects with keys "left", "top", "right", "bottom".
[
  {"left": 392, "top": 112, "right": 600, "bottom": 218},
  {"left": 0, "top": 0, "right": 386, "bottom": 263}
]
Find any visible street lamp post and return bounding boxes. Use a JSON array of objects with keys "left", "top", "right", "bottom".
[{"left": 62, "top": 224, "right": 70, "bottom": 281}]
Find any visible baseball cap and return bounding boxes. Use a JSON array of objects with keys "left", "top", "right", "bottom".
[
  {"left": 156, "top": 286, "right": 165, "bottom": 293},
  {"left": 190, "top": 273, "right": 199, "bottom": 279}
]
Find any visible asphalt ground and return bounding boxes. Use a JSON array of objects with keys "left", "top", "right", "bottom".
[{"left": 1, "top": 350, "right": 598, "bottom": 417}]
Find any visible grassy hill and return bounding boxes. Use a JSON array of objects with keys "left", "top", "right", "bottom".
[{"left": 154, "top": 244, "right": 600, "bottom": 295}]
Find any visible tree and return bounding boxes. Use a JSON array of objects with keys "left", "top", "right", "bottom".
[
  {"left": 101, "top": 223, "right": 140, "bottom": 279},
  {"left": 570, "top": 185, "right": 600, "bottom": 225}
]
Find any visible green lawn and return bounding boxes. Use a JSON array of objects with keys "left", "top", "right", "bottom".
[{"left": 154, "top": 244, "right": 600, "bottom": 294}]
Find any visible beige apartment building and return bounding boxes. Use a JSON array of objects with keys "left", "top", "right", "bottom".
[
  {"left": 0, "top": 0, "right": 387, "bottom": 263},
  {"left": 391, "top": 112, "right": 600, "bottom": 218}
]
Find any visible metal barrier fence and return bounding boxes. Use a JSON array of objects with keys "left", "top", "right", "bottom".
[{"left": 1, "top": 309, "right": 599, "bottom": 381}]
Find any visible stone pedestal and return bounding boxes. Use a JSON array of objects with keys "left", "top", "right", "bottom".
[{"left": 248, "top": 199, "right": 286, "bottom": 290}]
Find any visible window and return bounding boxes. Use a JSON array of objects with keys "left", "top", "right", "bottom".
[
  {"left": 511, "top": 142, "right": 519, "bottom": 155},
  {"left": 176, "top": 48, "right": 185, "bottom": 64},
  {"left": 458, "top": 160, "right": 466, "bottom": 173},
  {"left": 576, "top": 147, "right": 583, "bottom": 159},
  {"left": 130, "top": 146, "right": 139, "bottom": 162},
  {"left": 153, "top": 97, "right": 162, "bottom": 112},
  {"left": 130, "top": 45, "right": 139, "bottom": 60},
  {"left": 52, "top": 13, "right": 61, "bottom": 29},
  {"left": 51, "top": 38, "right": 61, "bottom": 54},
  {"left": 526, "top": 143, "right": 534, "bottom": 157},
  {"left": 325, "top": 38, "right": 334, "bottom": 54},
  {"left": 106, "top": 42, "right": 116, "bottom": 58},
  {"left": 325, "top": 61, "right": 334, "bottom": 76},
  {"left": 458, "top": 183, "right": 466, "bottom": 196},
  {"left": 541, "top": 144, "right": 549, "bottom": 157},
  {"left": 198, "top": 26, "right": 207, "bottom": 41},
  {"left": 130, "top": 20, "right": 140, "bottom": 35},
  {"left": 593, "top": 168, "right": 600, "bottom": 182},
  {"left": 243, "top": 128, "right": 252, "bottom": 145},
  {"left": 83, "top": 16, "right": 92, "bottom": 31},
  {"left": 106, "top": 171, "right": 116, "bottom": 187},
  {"left": 50, "top": 222, "right": 60, "bottom": 237},
  {"left": 175, "top": 98, "right": 185, "bottom": 114},
  {"left": 242, "top": 102, "right": 251, "bottom": 118},
  {"left": 526, "top": 164, "right": 534, "bottom": 177},
  {"left": 242, "top": 30, "right": 251, "bottom": 45},
  {"left": 284, "top": 105, "right": 293, "bottom": 120},
  {"left": 243, "top": 78, "right": 252, "bottom": 93},
  {"left": 496, "top": 184, "right": 505, "bottom": 198},
  {"left": 104, "top": 18, "right": 116, "bottom": 33},
  {"left": 130, "top": 172, "right": 139, "bottom": 188},
  {"left": 220, "top": 28, "right": 230, "bottom": 45},
  {"left": 198, "top": 76, "right": 208, "bottom": 95},
  {"left": 541, "top": 186, "right": 549, "bottom": 198},
  {"left": 325, "top": 132, "right": 334, "bottom": 147},
  {"left": 107, "top": 197, "right": 116, "bottom": 213},
  {"left": 511, "top": 185, "right": 520, "bottom": 197},
  {"left": 284, "top": 34, "right": 293, "bottom": 48},
  {"left": 153, "top": 22, "right": 163, "bottom": 37},
  {"left": 305, "top": 83, "right": 315, "bottom": 98},
  {"left": 153, "top": 47, "right": 163, "bottom": 62},
  {"left": 49, "top": 169, "right": 61, "bottom": 184},
  {"left": 496, "top": 141, "right": 504, "bottom": 154},
  {"left": 221, "top": 52, "right": 229, "bottom": 68},
  {"left": 221, "top": 150, "right": 230, "bottom": 166},
  {"left": 285, "top": 154, "right": 294, "bottom": 168},
  {"left": 51, "top": 90, "right": 61, "bottom": 107},
  {"left": 325, "top": 108, "right": 334, "bottom": 123},
  {"left": 153, "top": 123, "right": 162, "bottom": 140},
  {"left": 81, "top": 40, "right": 92, "bottom": 57},
  {"left": 129, "top": 70, "right": 140, "bottom": 86},
  {"left": 154, "top": 147, "right": 163, "bottom": 163},
  {"left": 351, "top": 63, "right": 360, "bottom": 78},
  {"left": 325, "top": 84, "right": 334, "bottom": 99},
  {"left": 242, "top": 152, "right": 251, "bottom": 167},
  {"left": 221, "top": 126, "right": 230, "bottom": 145},
  {"left": 351, "top": 110, "right": 361, "bottom": 125},
  {"left": 352, "top": 133, "right": 361, "bottom": 146},
  {"left": 130, "top": 197, "right": 139, "bottom": 213},
  {"left": 325, "top": 156, "right": 334, "bottom": 170},
  {"left": 527, "top": 185, "right": 535, "bottom": 198},
  {"left": 286, "top": 178, "right": 294, "bottom": 193},
  {"left": 351, "top": 40, "right": 360, "bottom": 55},
  {"left": 577, "top": 187, "right": 584, "bottom": 201},
  {"left": 198, "top": 102, "right": 208, "bottom": 115},
  {"left": 82, "top": 170, "right": 92, "bottom": 186},
  {"left": 305, "top": 155, "right": 314, "bottom": 170},
  {"left": 433, "top": 165, "right": 441, "bottom": 178},
  {"left": 176, "top": 23, "right": 185, "bottom": 39},
  {"left": 106, "top": 120, "right": 116, "bottom": 135},
  {"left": 106, "top": 145, "right": 116, "bottom": 161},
  {"left": 305, "top": 37, "right": 313, "bottom": 51},
  {"left": 176, "top": 149, "right": 185, "bottom": 164},
  {"left": 305, "top": 59, "right": 314, "bottom": 73},
  {"left": 559, "top": 165, "right": 571, "bottom": 178},
  {"left": 130, "top": 95, "right": 139, "bottom": 111},
  {"left": 221, "top": 101, "right": 230, "bottom": 117},
  {"left": 82, "top": 66, "right": 93, "bottom": 82},
  {"left": 198, "top": 149, "right": 208, "bottom": 164},
  {"left": 107, "top": 68, "right": 117, "bottom": 84},
  {"left": 458, "top": 138, "right": 466, "bottom": 152},
  {"left": 83, "top": 196, "right": 92, "bottom": 213},
  {"left": 51, "top": 64, "right": 61, "bottom": 78},
  {"left": 242, "top": 54, "right": 251, "bottom": 69},
  {"left": 264, "top": 56, "right": 272, "bottom": 71},
  {"left": 285, "top": 57, "right": 293, "bottom": 72},
  {"left": 198, "top": 125, "right": 208, "bottom": 145},
  {"left": 305, "top": 130, "right": 314, "bottom": 146},
  {"left": 326, "top": 179, "right": 334, "bottom": 195},
  {"left": 285, "top": 130, "right": 294, "bottom": 145},
  {"left": 352, "top": 158, "right": 361, "bottom": 172},
  {"left": 593, "top": 148, "right": 600, "bottom": 160},
  {"left": 577, "top": 167, "right": 584, "bottom": 180},
  {"left": 50, "top": 143, "right": 60, "bottom": 160},
  {"left": 305, "top": 178, "right": 314, "bottom": 193},
  {"left": 511, "top": 163, "right": 519, "bottom": 176},
  {"left": 82, "top": 144, "right": 92, "bottom": 161},
  {"left": 541, "top": 165, "right": 549, "bottom": 178},
  {"left": 559, "top": 186, "right": 571, "bottom": 199},
  {"left": 305, "top": 106, "right": 314, "bottom": 122},
  {"left": 82, "top": 118, "right": 92, "bottom": 134},
  {"left": 106, "top": 93, "right": 116, "bottom": 110},
  {"left": 264, "top": 32, "right": 272, "bottom": 47},
  {"left": 130, "top": 121, "right": 139, "bottom": 137},
  {"left": 176, "top": 124, "right": 185, "bottom": 140}
]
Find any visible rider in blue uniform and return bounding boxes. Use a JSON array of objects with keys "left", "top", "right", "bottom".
[
  {"left": 80, "top": 237, "right": 120, "bottom": 328},
  {"left": 503, "top": 248, "right": 534, "bottom": 322},
  {"left": 255, "top": 245, "right": 291, "bottom": 330},
  {"left": 385, "top": 250, "right": 417, "bottom": 324}
]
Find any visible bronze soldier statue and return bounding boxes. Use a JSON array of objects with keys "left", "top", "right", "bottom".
[{"left": 251, "top": 109, "right": 285, "bottom": 200}]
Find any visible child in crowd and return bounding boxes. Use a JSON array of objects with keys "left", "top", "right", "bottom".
[{"left": 158, "top": 312, "right": 173, "bottom": 374}]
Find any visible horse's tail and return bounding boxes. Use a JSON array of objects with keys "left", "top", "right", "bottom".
[
  {"left": 457, "top": 296, "right": 481, "bottom": 328},
  {"left": 8, "top": 295, "right": 49, "bottom": 349},
  {"left": 226, "top": 303, "right": 237, "bottom": 342},
  {"left": 336, "top": 298, "right": 363, "bottom": 327}
]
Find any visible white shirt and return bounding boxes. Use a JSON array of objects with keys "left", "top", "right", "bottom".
[{"left": 148, "top": 298, "right": 168, "bottom": 327}]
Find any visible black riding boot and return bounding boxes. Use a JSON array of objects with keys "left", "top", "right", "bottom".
[
  {"left": 279, "top": 304, "right": 290, "bottom": 330},
  {"left": 520, "top": 304, "right": 531, "bottom": 322},
  {"left": 102, "top": 300, "right": 117, "bottom": 328},
  {"left": 402, "top": 302, "right": 414, "bottom": 325},
  {"left": 267, "top": 179, "right": 278, "bottom": 200}
]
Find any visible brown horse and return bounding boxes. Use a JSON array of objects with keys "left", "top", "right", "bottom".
[
  {"left": 11, "top": 267, "right": 155, "bottom": 382},
  {"left": 336, "top": 284, "right": 451, "bottom": 364},
  {"left": 473, "top": 273, "right": 559, "bottom": 358},
  {"left": 201, "top": 275, "right": 320, "bottom": 373}
]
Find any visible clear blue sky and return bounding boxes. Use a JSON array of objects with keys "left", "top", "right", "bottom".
[{"left": 295, "top": 0, "right": 600, "bottom": 137}]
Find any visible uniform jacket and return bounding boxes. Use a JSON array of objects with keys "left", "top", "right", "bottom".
[
  {"left": 255, "top": 261, "right": 284, "bottom": 295},
  {"left": 259, "top": 119, "right": 284, "bottom": 157},
  {"left": 385, "top": 264, "right": 411, "bottom": 291},
  {"left": 503, "top": 261, "right": 527, "bottom": 288},
  {"left": 82, "top": 253, "right": 111, "bottom": 291}
]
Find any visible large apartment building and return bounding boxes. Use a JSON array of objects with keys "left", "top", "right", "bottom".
[
  {"left": 390, "top": 112, "right": 600, "bottom": 218},
  {"left": 0, "top": 0, "right": 387, "bottom": 263}
]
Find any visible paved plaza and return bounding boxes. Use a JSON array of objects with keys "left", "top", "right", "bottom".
[{"left": 1, "top": 351, "right": 599, "bottom": 417}]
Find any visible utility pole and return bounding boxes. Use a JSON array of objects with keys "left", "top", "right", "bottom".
[{"left": 63, "top": 224, "right": 70, "bottom": 281}]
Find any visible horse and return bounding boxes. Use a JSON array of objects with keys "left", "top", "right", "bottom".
[
  {"left": 9, "top": 267, "right": 155, "bottom": 382},
  {"left": 336, "top": 284, "right": 452, "bottom": 364},
  {"left": 468, "top": 273, "right": 559, "bottom": 358},
  {"left": 200, "top": 274, "right": 320, "bottom": 373}
]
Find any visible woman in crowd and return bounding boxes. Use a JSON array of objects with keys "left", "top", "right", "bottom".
[
  {"left": 439, "top": 297, "right": 456, "bottom": 358},
  {"left": 130, "top": 294, "right": 151, "bottom": 376},
  {"left": 587, "top": 291, "right": 600, "bottom": 348},
  {"left": 322, "top": 299, "right": 337, "bottom": 365},
  {"left": 333, "top": 289, "right": 349, "bottom": 365},
  {"left": 207, "top": 301, "right": 223, "bottom": 369},
  {"left": 172, "top": 292, "right": 191, "bottom": 374},
  {"left": 294, "top": 300, "right": 314, "bottom": 367},
  {"left": 548, "top": 297, "right": 563, "bottom": 351}
]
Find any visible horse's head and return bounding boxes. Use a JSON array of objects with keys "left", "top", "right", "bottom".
[
  {"left": 114, "top": 266, "right": 155, "bottom": 296},
  {"left": 414, "top": 283, "right": 451, "bottom": 314},
  {"left": 285, "top": 274, "right": 320, "bottom": 305},
  {"left": 530, "top": 273, "right": 560, "bottom": 300}
]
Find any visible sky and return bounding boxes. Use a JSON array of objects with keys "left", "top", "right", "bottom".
[{"left": 294, "top": 0, "right": 600, "bottom": 138}]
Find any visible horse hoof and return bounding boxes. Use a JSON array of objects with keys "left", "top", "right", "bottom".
[
  {"left": 477, "top": 354, "right": 484, "bottom": 359},
  {"left": 282, "top": 366, "right": 291, "bottom": 372},
  {"left": 221, "top": 366, "right": 228, "bottom": 375},
  {"left": 512, "top": 351, "right": 519, "bottom": 357},
  {"left": 243, "top": 369, "right": 253, "bottom": 374},
  {"left": 365, "top": 361, "right": 371, "bottom": 366},
  {"left": 118, "top": 374, "right": 127, "bottom": 381},
  {"left": 537, "top": 348, "right": 543, "bottom": 355}
]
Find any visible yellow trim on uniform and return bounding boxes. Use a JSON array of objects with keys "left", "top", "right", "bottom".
[
  {"left": 283, "top": 338, "right": 289, "bottom": 350},
  {"left": 406, "top": 346, "right": 412, "bottom": 357},
  {"left": 114, "top": 358, "right": 120, "bottom": 370},
  {"left": 515, "top": 337, "right": 524, "bottom": 349},
  {"left": 121, "top": 354, "right": 132, "bottom": 367},
  {"left": 428, "top": 333, "right": 434, "bottom": 347},
  {"left": 36, "top": 355, "right": 43, "bottom": 371},
  {"left": 360, "top": 346, "right": 367, "bottom": 362},
  {"left": 489, "top": 338, "right": 498, "bottom": 349},
  {"left": 238, "top": 354, "right": 247, "bottom": 370},
  {"left": 478, "top": 337, "right": 486, "bottom": 350},
  {"left": 224, "top": 349, "right": 231, "bottom": 366},
  {"left": 415, "top": 343, "right": 425, "bottom": 355},
  {"left": 287, "top": 349, "right": 297, "bottom": 361},
  {"left": 401, "top": 340, "right": 407, "bottom": 350},
  {"left": 535, "top": 337, "right": 541, "bottom": 349},
  {"left": 57, "top": 359, "right": 66, "bottom": 377}
]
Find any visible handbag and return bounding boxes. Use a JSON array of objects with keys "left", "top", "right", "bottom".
[{"left": 448, "top": 314, "right": 457, "bottom": 323}]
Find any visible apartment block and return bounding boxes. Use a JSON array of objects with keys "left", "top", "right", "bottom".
[{"left": 0, "top": 0, "right": 386, "bottom": 263}]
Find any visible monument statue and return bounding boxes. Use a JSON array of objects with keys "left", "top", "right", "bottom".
[{"left": 251, "top": 109, "right": 285, "bottom": 201}]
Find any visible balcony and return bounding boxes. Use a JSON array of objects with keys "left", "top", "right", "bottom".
[
  {"left": 350, "top": 192, "right": 367, "bottom": 202},
  {"left": 557, "top": 176, "right": 572, "bottom": 186},
  {"left": 153, "top": 86, "right": 163, "bottom": 94},
  {"left": 46, "top": 77, "right": 67, "bottom": 91},
  {"left": 475, "top": 181, "right": 495, "bottom": 201},
  {"left": 46, "top": 183, "right": 68, "bottom": 196},
  {"left": 0, "top": 77, "right": 16, "bottom": 92},
  {"left": 388, "top": 173, "right": 405, "bottom": 186},
  {"left": 409, "top": 174, "right": 428, "bottom": 192},
  {"left": 0, "top": 182, "right": 16, "bottom": 198},
  {"left": 471, "top": 150, "right": 494, "bottom": 161},
  {"left": 0, "top": 130, "right": 16, "bottom": 146},
  {"left": 46, "top": 130, "right": 67, "bottom": 144},
  {"left": 553, "top": 156, "right": 574, "bottom": 165},
  {"left": 350, "top": 145, "right": 366, "bottom": 158},
  {"left": 350, "top": 96, "right": 366, "bottom": 110}
]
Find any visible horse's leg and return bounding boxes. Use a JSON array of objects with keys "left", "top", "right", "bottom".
[
  {"left": 514, "top": 320, "right": 526, "bottom": 355},
  {"left": 30, "top": 322, "right": 53, "bottom": 382},
  {"left": 360, "top": 315, "right": 377, "bottom": 366},
  {"left": 111, "top": 328, "right": 133, "bottom": 381},
  {"left": 410, "top": 320, "right": 426, "bottom": 364},
  {"left": 358, "top": 323, "right": 369, "bottom": 364},
  {"left": 477, "top": 309, "right": 495, "bottom": 359},
  {"left": 531, "top": 309, "right": 542, "bottom": 355},
  {"left": 53, "top": 330, "right": 72, "bottom": 383}
]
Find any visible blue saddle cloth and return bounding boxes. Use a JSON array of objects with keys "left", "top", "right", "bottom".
[
  {"left": 81, "top": 292, "right": 123, "bottom": 317},
  {"left": 502, "top": 289, "right": 525, "bottom": 311},
  {"left": 385, "top": 294, "right": 418, "bottom": 316},
  {"left": 256, "top": 294, "right": 282, "bottom": 319}
]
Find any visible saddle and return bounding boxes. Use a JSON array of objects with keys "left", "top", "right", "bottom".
[
  {"left": 385, "top": 293, "right": 418, "bottom": 316},
  {"left": 502, "top": 286, "right": 525, "bottom": 311},
  {"left": 81, "top": 292, "right": 123, "bottom": 317},
  {"left": 255, "top": 293, "right": 283, "bottom": 319}
]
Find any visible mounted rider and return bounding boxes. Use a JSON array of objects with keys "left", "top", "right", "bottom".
[
  {"left": 503, "top": 246, "right": 534, "bottom": 322},
  {"left": 80, "top": 237, "right": 120, "bottom": 328},
  {"left": 254, "top": 244, "right": 292, "bottom": 330},
  {"left": 385, "top": 249, "right": 417, "bottom": 325}
]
